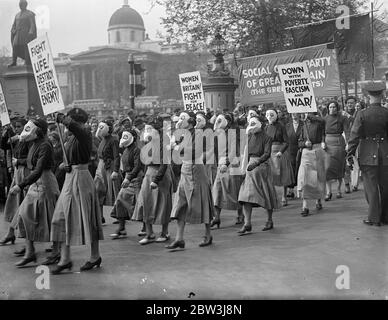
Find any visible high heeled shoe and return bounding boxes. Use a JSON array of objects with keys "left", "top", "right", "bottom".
[
  {"left": 199, "top": 236, "right": 213, "bottom": 247},
  {"left": 235, "top": 216, "right": 244, "bottom": 225},
  {"left": 262, "top": 221, "right": 274, "bottom": 231},
  {"left": 281, "top": 199, "right": 288, "bottom": 207},
  {"left": 0, "top": 235, "right": 16, "bottom": 246},
  {"left": 80, "top": 257, "right": 102, "bottom": 272},
  {"left": 110, "top": 229, "right": 127, "bottom": 240},
  {"left": 210, "top": 218, "right": 221, "bottom": 229},
  {"left": 139, "top": 234, "right": 156, "bottom": 245},
  {"left": 165, "top": 240, "right": 185, "bottom": 249},
  {"left": 15, "top": 254, "right": 37, "bottom": 267},
  {"left": 51, "top": 261, "right": 73, "bottom": 275},
  {"left": 237, "top": 224, "right": 252, "bottom": 235},
  {"left": 301, "top": 208, "right": 310, "bottom": 217},
  {"left": 324, "top": 193, "right": 332, "bottom": 201},
  {"left": 14, "top": 247, "right": 26, "bottom": 257},
  {"left": 42, "top": 253, "right": 61, "bottom": 266}
]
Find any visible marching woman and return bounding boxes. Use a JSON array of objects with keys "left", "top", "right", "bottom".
[
  {"left": 50, "top": 108, "right": 103, "bottom": 274},
  {"left": 297, "top": 113, "right": 326, "bottom": 216},
  {"left": 0, "top": 117, "right": 29, "bottom": 247},
  {"left": 285, "top": 113, "right": 304, "bottom": 199},
  {"left": 324, "top": 101, "right": 349, "bottom": 200},
  {"left": 238, "top": 115, "right": 279, "bottom": 234},
  {"left": 110, "top": 129, "right": 144, "bottom": 239},
  {"left": 265, "top": 109, "right": 295, "bottom": 207},
  {"left": 94, "top": 117, "right": 121, "bottom": 224},
  {"left": 9, "top": 118, "right": 60, "bottom": 267},
  {"left": 133, "top": 116, "right": 174, "bottom": 244},
  {"left": 167, "top": 111, "right": 215, "bottom": 249},
  {"left": 211, "top": 112, "right": 244, "bottom": 228},
  {"left": 195, "top": 111, "right": 217, "bottom": 187}
]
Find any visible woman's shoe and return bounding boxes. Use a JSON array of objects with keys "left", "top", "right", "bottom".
[
  {"left": 156, "top": 233, "right": 170, "bottom": 243},
  {"left": 316, "top": 201, "right": 323, "bottom": 211},
  {"left": 15, "top": 254, "right": 37, "bottom": 267},
  {"left": 139, "top": 234, "right": 156, "bottom": 245},
  {"left": 199, "top": 236, "right": 213, "bottom": 247},
  {"left": 235, "top": 216, "right": 244, "bottom": 225},
  {"left": 110, "top": 229, "right": 127, "bottom": 240},
  {"left": 262, "top": 221, "right": 274, "bottom": 231},
  {"left": 324, "top": 193, "right": 332, "bottom": 201},
  {"left": 165, "top": 240, "right": 185, "bottom": 249},
  {"left": 237, "top": 224, "right": 252, "bottom": 235},
  {"left": 14, "top": 247, "right": 26, "bottom": 257},
  {"left": 52, "top": 261, "right": 73, "bottom": 275},
  {"left": 281, "top": 199, "right": 288, "bottom": 207},
  {"left": 80, "top": 257, "right": 102, "bottom": 272},
  {"left": 210, "top": 218, "right": 221, "bottom": 229},
  {"left": 0, "top": 235, "right": 16, "bottom": 246},
  {"left": 352, "top": 186, "right": 358, "bottom": 192},
  {"left": 301, "top": 208, "right": 310, "bottom": 217},
  {"left": 336, "top": 192, "right": 343, "bottom": 199},
  {"left": 287, "top": 191, "right": 295, "bottom": 199},
  {"left": 138, "top": 230, "right": 147, "bottom": 237},
  {"left": 42, "top": 253, "right": 61, "bottom": 266},
  {"left": 345, "top": 184, "right": 351, "bottom": 194}
]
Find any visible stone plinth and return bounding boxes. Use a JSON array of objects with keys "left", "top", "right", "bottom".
[
  {"left": 203, "top": 75, "right": 238, "bottom": 113},
  {"left": 1, "top": 65, "right": 43, "bottom": 117}
]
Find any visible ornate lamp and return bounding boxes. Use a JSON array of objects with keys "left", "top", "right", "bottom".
[{"left": 208, "top": 31, "right": 228, "bottom": 75}]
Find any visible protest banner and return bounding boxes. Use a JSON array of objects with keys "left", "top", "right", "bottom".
[
  {"left": 179, "top": 71, "right": 205, "bottom": 113},
  {"left": 28, "top": 33, "right": 64, "bottom": 115},
  {"left": 278, "top": 61, "right": 317, "bottom": 113},
  {"left": 0, "top": 82, "right": 11, "bottom": 126},
  {"left": 238, "top": 43, "right": 341, "bottom": 106}
]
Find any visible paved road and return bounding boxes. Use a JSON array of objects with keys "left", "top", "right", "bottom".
[{"left": 0, "top": 185, "right": 387, "bottom": 300}]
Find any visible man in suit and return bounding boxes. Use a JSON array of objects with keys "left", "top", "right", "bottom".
[
  {"left": 285, "top": 113, "right": 303, "bottom": 198},
  {"left": 347, "top": 81, "right": 388, "bottom": 226}
]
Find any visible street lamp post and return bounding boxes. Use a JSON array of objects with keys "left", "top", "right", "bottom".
[
  {"left": 208, "top": 30, "right": 228, "bottom": 75},
  {"left": 128, "top": 53, "right": 135, "bottom": 109}
]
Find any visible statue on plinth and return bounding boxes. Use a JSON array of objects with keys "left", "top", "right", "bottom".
[{"left": 8, "top": 0, "right": 37, "bottom": 68}]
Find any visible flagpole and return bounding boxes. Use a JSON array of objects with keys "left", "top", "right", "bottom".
[
  {"left": 285, "top": 11, "right": 378, "bottom": 30},
  {"left": 370, "top": 2, "right": 375, "bottom": 80}
]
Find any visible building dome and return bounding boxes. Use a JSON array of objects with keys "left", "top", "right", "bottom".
[{"left": 108, "top": 3, "right": 144, "bottom": 29}]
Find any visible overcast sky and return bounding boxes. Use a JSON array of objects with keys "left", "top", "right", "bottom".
[{"left": 0, "top": 0, "right": 165, "bottom": 56}]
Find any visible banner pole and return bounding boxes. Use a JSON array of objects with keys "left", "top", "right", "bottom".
[{"left": 55, "top": 116, "right": 69, "bottom": 166}]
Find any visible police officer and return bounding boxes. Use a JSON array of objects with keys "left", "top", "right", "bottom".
[{"left": 347, "top": 81, "right": 388, "bottom": 226}]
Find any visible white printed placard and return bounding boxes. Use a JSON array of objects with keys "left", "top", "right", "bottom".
[
  {"left": 28, "top": 33, "right": 64, "bottom": 115},
  {"left": 179, "top": 71, "right": 205, "bottom": 113},
  {"left": 278, "top": 61, "right": 317, "bottom": 113},
  {"left": 0, "top": 82, "right": 11, "bottom": 126}
]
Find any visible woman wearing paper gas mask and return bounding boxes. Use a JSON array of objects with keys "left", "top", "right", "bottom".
[
  {"left": 9, "top": 118, "right": 60, "bottom": 267},
  {"left": 265, "top": 109, "right": 295, "bottom": 207},
  {"left": 323, "top": 101, "right": 349, "bottom": 200},
  {"left": 110, "top": 129, "right": 144, "bottom": 239},
  {"left": 0, "top": 117, "right": 30, "bottom": 247},
  {"left": 211, "top": 112, "right": 244, "bottom": 229},
  {"left": 238, "top": 115, "right": 279, "bottom": 234},
  {"left": 297, "top": 113, "right": 326, "bottom": 216},
  {"left": 195, "top": 111, "right": 217, "bottom": 187},
  {"left": 94, "top": 117, "right": 121, "bottom": 224},
  {"left": 132, "top": 116, "right": 174, "bottom": 244},
  {"left": 50, "top": 108, "right": 103, "bottom": 274},
  {"left": 167, "top": 111, "right": 215, "bottom": 249}
]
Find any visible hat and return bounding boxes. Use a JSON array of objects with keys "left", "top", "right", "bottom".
[
  {"left": 146, "top": 115, "right": 163, "bottom": 131},
  {"left": 133, "top": 118, "right": 144, "bottom": 127},
  {"left": 67, "top": 108, "right": 89, "bottom": 123},
  {"left": 363, "top": 81, "right": 386, "bottom": 96},
  {"left": 32, "top": 118, "right": 48, "bottom": 135},
  {"left": 104, "top": 116, "right": 115, "bottom": 127}
]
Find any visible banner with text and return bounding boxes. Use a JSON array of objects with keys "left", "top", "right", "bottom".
[
  {"left": 179, "top": 71, "right": 205, "bottom": 113},
  {"left": 238, "top": 43, "right": 341, "bottom": 106},
  {"left": 28, "top": 33, "right": 64, "bottom": 115},
  {"left": 0, "top": 82, "right": 11, "bottom": 126},
  {"left": 278, "top": 61, "right": 317, "bottom": 113}
]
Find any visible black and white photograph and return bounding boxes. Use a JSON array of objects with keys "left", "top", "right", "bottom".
[{"left": 0, "top": 0, "right": 388, "bottom": 306}]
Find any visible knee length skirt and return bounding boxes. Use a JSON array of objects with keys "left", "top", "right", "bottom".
[
  {"left": 297, "top": 144, "right": 326, "bottom": 199},
  {"left": 94, "top": 159, "right": 121, "bottom": 206},
  {"left": 132, "top": 166, "right": 173, "bottom": 225},
  {"left": 170, "top": 163, "right": 214, "bottom": 224},
  {"left": 18, "top": 170, "right": 60, "bottom": 242},
  {"left": 238, "top": 160, "right": 279, "bottom": 210},
  {"left": 212, "top": 165, "right": 243, "bottom": 210},
  {"left": 51, "top": 164, "right": 104, "bottom": 246},
  {"left": 269, "top": 144, "right": 295, "bottom": 187},
  {"left": 4, "top": 165, "right": 29, "bottom": 223},
  {"left": 325, "top": 134, "right": 346, "bottom": 181}
]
